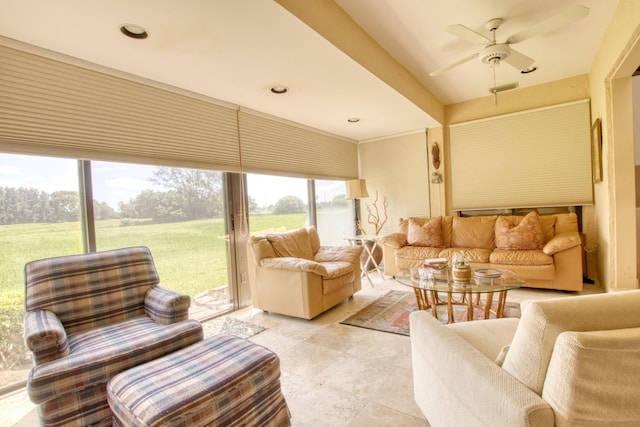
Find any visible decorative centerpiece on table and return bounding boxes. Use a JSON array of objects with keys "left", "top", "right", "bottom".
[{"left": 451, "top": 251, "right": 472, "bottom": 283}]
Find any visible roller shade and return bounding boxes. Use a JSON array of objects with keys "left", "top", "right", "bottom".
[
  {"left": 0, "top": 43, "right": 240, "bottom": 171},
  {"left": 238, "top": 109, "right": 358, "bottom": 179},
  {"left": 450, "top": 99, "right": 593, "bottom": 211}
]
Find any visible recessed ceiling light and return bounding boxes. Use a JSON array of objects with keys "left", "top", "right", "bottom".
[
  {"left": 347, "top": 118, "right": 360, "bottom": 123},
  {"left": 120, "top": 24, "right": 149, "bottom": 39},
  {"left": 521, "top": 66, "right": 537, "bottom": 74},
  {"left": 270, "top": 85, "right": 288, "bottom": 94}
]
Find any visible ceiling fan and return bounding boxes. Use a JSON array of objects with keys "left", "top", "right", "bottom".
[{"left": 430, "top": 5, "right": 589, "bottom": 77}]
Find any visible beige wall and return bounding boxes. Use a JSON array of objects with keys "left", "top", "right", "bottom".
[
  {"left": 358, "top": 131, "right": 430, "bottom": 235},
  {"left": 588, "top": 0, "right": 640, "bottom": 290}
]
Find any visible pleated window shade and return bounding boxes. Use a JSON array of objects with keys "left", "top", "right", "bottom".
[
  {"left": 238, "top": 110, "right": 358, "bottom": 179},
  {"left": 450, "top": 99, "right": 593, "bottom": 211},
  {"left": 0, "top": 44, "right": 240, "bottom": 171},
  {"left": 0, "top": 43, "right": 359, "bottom": 180}
]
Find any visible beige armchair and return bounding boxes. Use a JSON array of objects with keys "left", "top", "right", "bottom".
[
  {"left": 247, "top": 226, "right": 363, "bottom": 319},
  {"left": 410, "top": 291, "right": 640, "bottom": 427}
]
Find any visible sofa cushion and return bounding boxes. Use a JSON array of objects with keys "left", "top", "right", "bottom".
[
  {"left": 495, "top": 211, "right": 545, "bottom": 250},
  {"left": 397, "top": 246, "right": 444, "bottom": 262},
  {"left": 27, "top": 316, "right": 203, "bottom": 404},
  {"left": 439, "top": 247, "right": 492, "bottom": 263},
  {"left": 307, "top": 225, "right": 321, "bottom": 254},
  {"left": 554, "top": 212, "right": 579, "bottom": 234},
  {"left": 542, "top": 327, "right": 640, "bottom": 426},
  {"left": 451, "top": 216, "right": 496, "bottom": 250},
  {"left": 501, "top": 291, "right": 640, "bottom": 395},
  {"left": 267, "top": 227, "right": 313, "bottom": 260},
  {"left": 249, "top": 237, "right": 276, "bottom": 263},
  {"left": 407, "top": 217, "right": 444, "bottom": 247},
  {"left": 489, "top": 249, "right": 553, "bottom": 266}
]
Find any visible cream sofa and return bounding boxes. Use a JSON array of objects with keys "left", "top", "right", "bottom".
[
  {"left": 247, "top": 226, "right": 362, "bottom": 319},
  {"left": 382, "top": 211, "right": 583, "bottom": 291},
  {"left": 410, "top": 291, "right": 640, "bottom": 426}
]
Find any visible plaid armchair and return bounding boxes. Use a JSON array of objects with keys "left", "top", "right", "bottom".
[{"left": 24, "top": 246, "right": 203, "bottom": 427}]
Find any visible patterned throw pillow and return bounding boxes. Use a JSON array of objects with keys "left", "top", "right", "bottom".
[
  {"left": 495, "top": 211, "right": 545, "bottom": 250},
  {"left": 407, "top": 217, "right": 444, "bottom": 247}
]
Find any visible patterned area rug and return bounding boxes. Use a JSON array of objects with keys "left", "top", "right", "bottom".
[
  {"left": 201, "top": 316, "right": 266, "bottom": 339},
  {"left": 340, "top": 290, "right": 520, "bottom": 336}
]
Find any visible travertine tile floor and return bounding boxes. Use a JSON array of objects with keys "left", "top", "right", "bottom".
[{"left": 1, "top": 275, "right": 604, "bottom": 427}]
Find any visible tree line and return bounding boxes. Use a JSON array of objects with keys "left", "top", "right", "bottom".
[{"left": 0, "top": 167, "right": 349, "bottom": 225}]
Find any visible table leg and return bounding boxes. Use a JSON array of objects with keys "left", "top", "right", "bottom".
[
  {"left": 413, "top": 288, "right": 431, "bottom": 310},
  {"left": 483, "top": 292, "right": 494, "bottom": 319},
  {"left": 447, "top": 293, "right": 455, "bottom": 323},
  {"left": 496, "top": 291, "right": 508, "bottom": 318},
  {"left": 430, "top": 290, "right": 439, "bottom": 319},
  {"left": 466, "top": 291, "right": 473, "bottom": 321}
]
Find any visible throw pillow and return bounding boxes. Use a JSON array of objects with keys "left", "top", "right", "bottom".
[
  {"left": 407, "top": 217, "right": 444, "bottom": 247},
  {"left": 495, "top": 211, "right": 545, "bottom": 250}
]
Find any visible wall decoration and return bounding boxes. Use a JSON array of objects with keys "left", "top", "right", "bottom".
[
  {"left": 591, "top": 118, "right": 603, "bottom": 183},
  {"left": 431, "top": 142, "right": 441, "bottom": 170}
]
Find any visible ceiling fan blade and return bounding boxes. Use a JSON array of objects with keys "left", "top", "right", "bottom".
[
  {"left": 430, "top": 52, "right": 479, "bottom": 77},
  {"left": 503, "top": 48, "right": 535, "bottom": 70},
  {"left": 506, "top": 5, "right": 589, "bottom": 44},
  {"left": 447, "top": 24, "right": 492, "bottom": 45}
]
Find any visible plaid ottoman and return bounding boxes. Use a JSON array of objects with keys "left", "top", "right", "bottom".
[{"left": 107, "top": 334, "right": 291, "bottom": 427}]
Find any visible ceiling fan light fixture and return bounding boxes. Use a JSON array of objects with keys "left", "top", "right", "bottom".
[
  {"left": 480, "top": 44, "right": 510, "bottom": 65},
  {"left": 521, "top": 66, "right": 538, "bottom": 74}
]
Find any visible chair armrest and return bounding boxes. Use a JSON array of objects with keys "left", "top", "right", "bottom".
[
  {"left": 543, "top": 231, "right": 581, "bottom": 255},
  {"left": 145, "top": 286, "right": 191, "bottom": 324},
  {"left": 260, "top": 257, "right": 328, "bottom": 277},
  {"left": 381, "top": 232, "right": 407, "bottom": 249},
  {"left": 24, "top": 310, "right": 69, "bottom": 365},
  {"left": 410, "top": 311, "right": 553, "bottom": 427},
  {"left": 315, "top": 245, "right": 362, "bottom": 263}
]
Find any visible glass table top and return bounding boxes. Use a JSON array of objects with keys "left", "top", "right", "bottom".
[{"left": 395, "top": 267, "right": 524, "bottom": 294}]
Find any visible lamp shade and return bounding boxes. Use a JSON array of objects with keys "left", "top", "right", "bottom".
[{"left": 345, "top": 179, "right": 369, "bottom": 199}]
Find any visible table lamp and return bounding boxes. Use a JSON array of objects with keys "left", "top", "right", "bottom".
[{"left": 345, "top": 179, "right": 369, "bottom": 235}]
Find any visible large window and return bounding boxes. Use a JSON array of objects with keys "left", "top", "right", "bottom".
[
  {"left": 315, "top": 179, "right": 352, "bottom": 245},
  {"left": 247, "top": 174, "right": 309, "bottom": 234},
  {"left": 0, "top": 153, "right": 83, "bottom": 389},
  {"left": 91, "top": 161, "right": 233, "bottom": 319},
  {"left": 0, "top": 156, "right": 355, "bottom": 393}
]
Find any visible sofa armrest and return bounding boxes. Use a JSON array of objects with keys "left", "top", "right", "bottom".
[
  {"left": 24, "top": 310, "right": 69, "bottom": 365},
  {"left": 543, "top": 231, "right": 581, "bottom": 255},
  {"left": 261, "top": 257, "right": 328, "bottom": 277},
  {"left": 145, "top": 286, "right": 191, "bottom": 324},
  {"left": 410, "top": 311, "right": 553, "bottom": 427},
  {"left": 381, "top": 232, "right": 407, "bottom": 249}
]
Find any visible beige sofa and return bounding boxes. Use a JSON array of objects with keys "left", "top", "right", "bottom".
[
  {"left": 410, "top": 291, "right": 640, "bottom": 426},
  {"left": 247, "top": 226, "right": 362, "bottom": 319},
  {"left": 382, "top": 211, "right": 583, "bottom": 291}
]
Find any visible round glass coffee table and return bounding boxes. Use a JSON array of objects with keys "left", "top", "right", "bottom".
[{"left": 396, "top": 268, "right": 524, "bottom": 323}]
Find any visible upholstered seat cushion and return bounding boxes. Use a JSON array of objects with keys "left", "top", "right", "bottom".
[
  {"left": 489, "top": 249, "right": 553, "bottom": 266},
  {"left": 28, "top": 316, "right": 203, "bottom": 404},
  {"left": 108, "top": 334, "right": 291, "bottom": 427}
]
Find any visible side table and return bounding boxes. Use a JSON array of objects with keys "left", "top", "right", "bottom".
[{"left": 345, "top": 235, "right": 385, "bottom": 285}]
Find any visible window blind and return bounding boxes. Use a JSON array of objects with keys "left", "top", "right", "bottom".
[
  {"left": 238, "top": 109, "right": 358, "bottom": 180},
  {"left": 0, "top": 43, "right": 241, "bottom": 171},
  {"left": 450, "top": 99, "right": 593, "bottom": 211}
]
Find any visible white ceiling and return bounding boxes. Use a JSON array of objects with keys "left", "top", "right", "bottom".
[{"left": 0, "top": 0, "right": 618, "bottom": 142}]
